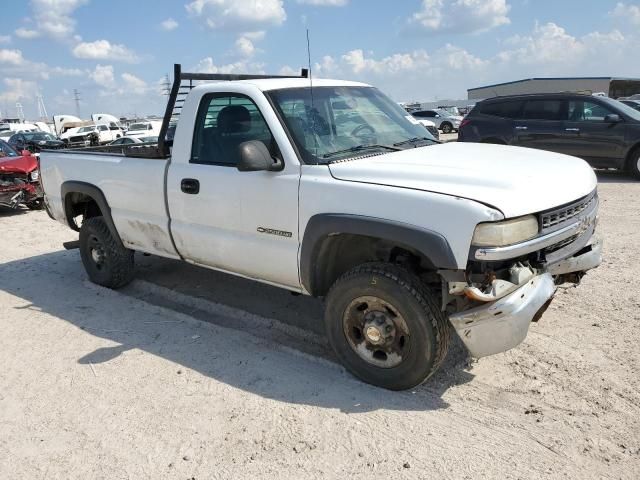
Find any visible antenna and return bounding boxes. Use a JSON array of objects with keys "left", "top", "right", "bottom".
[
  {"left": 73, "top": 89, "right": 82, "bottom": 118},
  {"left": 306, "top": 28, "right": 318, "bottom": 160}
]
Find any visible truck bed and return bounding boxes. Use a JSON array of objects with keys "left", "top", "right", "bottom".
[{"left": 40, "top": 150, "right": 180, "bottom": 259}]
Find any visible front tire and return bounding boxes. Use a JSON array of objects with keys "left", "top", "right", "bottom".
[
  {"left": 79, "top": 216, "right": 135, "bottom": 289},
  {"left": 627, "top": 148, "right": 640, "bottom": 180},
  {"left": 324, "top": 263, "right": 450, "bottom": 390}
]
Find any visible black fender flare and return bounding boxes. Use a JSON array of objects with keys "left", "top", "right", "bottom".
[
  {"left": 61, "top": 181, "right": 124, "bottom": 248},
  {"left": 300, "top": 214, "right": 458, "bottom": 295}
]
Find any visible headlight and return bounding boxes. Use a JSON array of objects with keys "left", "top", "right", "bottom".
[
  {"left": 472, "top": 215, "right": 539, "bottom": 247},
  {"left": 29, "top": 170, "right": 39, "bottom": 181}
]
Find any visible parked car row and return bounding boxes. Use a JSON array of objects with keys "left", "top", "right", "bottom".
[
  {"left": 458, "top": 93, "right": 640, "bottom": 178},
  {"left": 411, "top": 109, "right": 463, "bottom": 134}
]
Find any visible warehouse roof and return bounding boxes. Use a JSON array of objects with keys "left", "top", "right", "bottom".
[{"left": 468, "top": 77, "right": 640, "bottom": 92}]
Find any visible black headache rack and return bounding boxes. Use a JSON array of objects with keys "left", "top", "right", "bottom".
[{"left": 51, "top": 63, "right": 309, "bottom": 159}]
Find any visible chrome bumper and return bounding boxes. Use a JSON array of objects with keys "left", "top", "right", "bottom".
[
  {"left": 449, "top": 273, "right": 555, "bottom": 358},
  {"left": 450, "top": 235, "right": 602, "bottom": 358}
]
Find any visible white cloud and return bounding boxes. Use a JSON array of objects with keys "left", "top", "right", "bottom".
[
  {"left": 193, "top": 57, "right": 266, "bottom": 75},
  {"left": 0, "top": 35, "right": 12, "bottom": 44},
  {"left": 0, "top": 78, "right": 38, "bottom": 104},
  {"left": 160, "top": 18, "right": 179, "bottom": 31},
  {"left": 15, "top": 28, "right": 40, "bottom": 39},
  {"left": 25, "top": 0, "right": 88, "bottom": 40},
  {"left": 243, "top": 30, "right": 266, "bottom": 41},
  {"left": 297, "top": 0, "right": 348, "bottom": 6},
  {"left": 89, "top": 64, "right": 115, "bottom": 88},
  {"left": 186, "top": 0, "right": 286, "bottom": 31},
  {"left": 121, "top": 73, "right": 148, "bottom": 94},
  {"left": 235, "top": 36, "right": 256, "bottom": 57},
  {"left": 0, "top": 49, "right": 26, "bottom": 65},
  {"left": 409, "top": 0, "right": 510, "bottom": 34},
  {"left": 341, "top": 49, "right": 430, "bottom": 74},
  {"left": 72, "top": 40, "right": 139, "bottom": 63},
  {"left": 610, "top": 2, "right": 640, "bottom": 25},
  {"left": 278, "top": 65, "right": 299, "bottom": 75}
]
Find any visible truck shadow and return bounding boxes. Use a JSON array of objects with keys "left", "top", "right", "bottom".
[{"left": 0, "top": 249, "right": 474, "bottom": 413}]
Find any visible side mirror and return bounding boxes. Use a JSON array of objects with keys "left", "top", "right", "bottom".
[
  {"left": 237, "top": 140, "right": 283, "bottom": 172},
  {"left": 21, "top": 149, "right": 31, "bottom": 157},
  {"left": 605, "top": 114, "right": 622, "bottom": 123}
]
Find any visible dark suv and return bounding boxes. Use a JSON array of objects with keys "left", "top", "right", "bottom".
[{"left": 458, "top": 93, "right": 640, "bottom": 178}]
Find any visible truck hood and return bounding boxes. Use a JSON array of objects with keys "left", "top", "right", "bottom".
[
  {"left": 328, "top": 142, "right": 597, "bottom": 218},
  {"left": 0, "top": 155, "right": 37, "bottom": 174}
]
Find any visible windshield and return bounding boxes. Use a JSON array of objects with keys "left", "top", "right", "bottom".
[
  {"left": 606, "top": 98, "right": 640, "bottom": 120},
  {"left": 128, "top": 123, "right": 148, "bottom": 131},
  {"left": 77, "top": 126, "right": 95, "bottom": 133},
  {"left": 0, "top": 140, "right": 18, "bottom": 157},
  {"left": 267, "top": 86, "right": 437, "bottom": 164},
  {"left": 24, "top": 132, "right": 56, "bottom": 141}
]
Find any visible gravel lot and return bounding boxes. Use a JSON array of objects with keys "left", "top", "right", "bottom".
[{"left": 0, "top": 171, "right": 639, "bottom": 479}]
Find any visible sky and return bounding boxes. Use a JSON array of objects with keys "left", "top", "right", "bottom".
[{"left": 1, "top": 0, "right": 640, "bottom": 120}]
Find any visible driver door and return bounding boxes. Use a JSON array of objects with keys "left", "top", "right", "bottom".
[{"left": 166, "top": 92, "right": 301, "bottom": 289}]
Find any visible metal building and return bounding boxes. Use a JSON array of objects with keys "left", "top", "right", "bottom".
[{"left": 467, "top": 77, "right": 640, "bottom": 100}]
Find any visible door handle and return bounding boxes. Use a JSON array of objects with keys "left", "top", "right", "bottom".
[
  {"left": 181, "top": 178, "right": 200, "bottom": 194},
  {"left": 565, "top": 128, "right": 580, "bottom": 132},
  {"left": 514, "top": 126, "right": 528, "bottom": 130}
]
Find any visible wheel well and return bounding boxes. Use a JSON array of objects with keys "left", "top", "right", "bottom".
[
  {"left": 64, "top": 192, "right": 103, "bottom": 231},
  {"left": 310, "top": 234, "right": 436, "bottom": 297}
]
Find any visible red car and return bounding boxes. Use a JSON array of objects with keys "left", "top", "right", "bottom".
[{"left": 0, "top": 139, "right": 44, "bottom": 210}]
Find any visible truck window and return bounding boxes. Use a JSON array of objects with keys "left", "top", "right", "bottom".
[{"left": 191, "top": 93, "right": 276, "bottom": 166}]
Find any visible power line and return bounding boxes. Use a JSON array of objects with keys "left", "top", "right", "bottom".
[
  {"left": 37, "top": 93, "right": 48, "bottom": 120},
  {"left": 162, "top": 74, "right": 171, "bottom": 96},
  {"left": 73, "top": 89, "right": 81, "bottom": 118},
  {"left": 15, "top": 102, "right": 25, "bottom": 122}
]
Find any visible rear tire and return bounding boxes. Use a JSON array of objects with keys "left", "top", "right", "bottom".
[
  {"left": 79, "top": 216, "right": 135, "bottom": 289},
  {"left": 627, "top": 148, "right": 640, "bottom": 180},
  {"left": 324, "top": 263, "right": 450, "bottom": 390},
  {"left": 441, "top": 122, "right": 453, "bottom": 134}
]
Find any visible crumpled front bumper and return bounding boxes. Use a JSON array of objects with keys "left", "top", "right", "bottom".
[{"left": 449, "top": 235, "right": 602, "bottom": 358}]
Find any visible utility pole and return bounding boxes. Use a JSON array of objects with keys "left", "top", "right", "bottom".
[
  {"left": 37, "top": 93, "right": 48, "bottom": 120},
  {"left": 73, "top": 89, "right": 81, "bottom": 118},
  {"left": 15, "top": 102, "right": 25, "bottom": 122},
  {"left": 162, "top": 74, "right": 171, "bottom": 96}
]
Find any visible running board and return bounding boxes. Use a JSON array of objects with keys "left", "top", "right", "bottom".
[{"left": 63, "top": 240, "right": 80, "bottom": 250}]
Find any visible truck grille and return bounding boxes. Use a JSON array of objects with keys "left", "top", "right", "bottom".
[
  {"left": 541, "top": 190, "right": 597, "bottom": 230},
  {"left": 70, "top": 135, "right": 88, "bottom": 143}
]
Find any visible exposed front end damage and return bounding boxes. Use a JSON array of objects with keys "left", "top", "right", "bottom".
[
  {"left": 0, "top": 174, "right": 42, "bottom": 208},
  {"left": 442, "top": 190, "right": 602, "bottom": 358},
  {"left": 0, "top": 155, "right": 43, "bottom": 209}
]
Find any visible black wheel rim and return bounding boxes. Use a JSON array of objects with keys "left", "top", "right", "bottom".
[
  {"left": 342, "top": 296, "right": 410, "bottom": 368},
  {"left": 88, "top": 234, "right": 106, "bottom": 271}
]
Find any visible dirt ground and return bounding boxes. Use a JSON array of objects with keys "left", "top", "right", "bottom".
[{"left": 0, "top": 171, "right": 639, "bottom": 479}]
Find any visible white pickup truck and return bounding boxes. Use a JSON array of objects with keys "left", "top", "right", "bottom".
[{"left": 40, "top": 64, "right": 602, "bottom": 390}]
